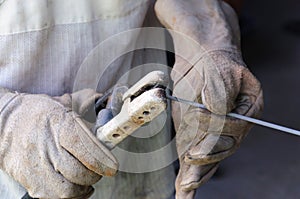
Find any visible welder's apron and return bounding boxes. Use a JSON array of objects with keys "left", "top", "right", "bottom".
[{"left": 0, "top": 0, "right": 175, "bottom": 198}]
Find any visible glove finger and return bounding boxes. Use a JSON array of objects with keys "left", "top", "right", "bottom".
[
  {"left": 185, "top": 134, "right": 236, "bottom": 165},
  {"left": 175, "top": 162, "right": 196, "bottom": 199},
  {"left": 200, "top": 52, "right": 243, "bottom": 115},
  {"left": 59, "top": 112, "right": 118, "bottom": 177},
  {"left": 180, "top": 107, "right": 249, "bottom": 165},
  {"left": 26, "top": 165, "right": 95, "bottom": 199},
  {"left": 233, "top": 68, "right": 263, "bottom": 116},
  {"left": 28, "top": 184, "right": 93, "bottom": 199},
  {"left": 53, "top": 89, "right": 102, "bottom": 118},
  {"left": 55, "top": 186, "right": 94, "bottom": 199},
  {"left": 71, "top": 89, "right": 102, "bottom": 116},
  {"left": 184, "top": 90, "right": 262, "bottom": 165},
  {"left": 176, "top": 161, "right": 219, "bottom": 195},
  {"left": 52, "top": 93, "right": 72, "bottom": 110},
  {"left": 70, "top": 186, "right": 95, "bottom": 199},
  {"left": 176, "top": 188, "right": 195, "bottom": 199},
  {"left": 51, "top": 140, "right": 102, "bottom": 186}
]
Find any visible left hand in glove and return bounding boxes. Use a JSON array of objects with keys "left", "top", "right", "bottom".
[
  {"left": 155, "top": 0, "right": 263, "bottom": 198},
  {"left": 0, "top": 88, "right": 118, "bottom": 198}
]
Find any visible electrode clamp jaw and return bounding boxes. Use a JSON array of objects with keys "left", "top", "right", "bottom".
[{"left": 95, "top": 71, "right": 169, "bottom": 149}]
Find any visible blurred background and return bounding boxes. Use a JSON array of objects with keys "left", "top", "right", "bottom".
[{"left": 196, "top": 0, "right": 300, "bottom": 198}]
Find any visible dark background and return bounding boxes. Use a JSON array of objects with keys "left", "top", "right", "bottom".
[{"left": 196, "top": 0, "right": 300, "bottom": 198}]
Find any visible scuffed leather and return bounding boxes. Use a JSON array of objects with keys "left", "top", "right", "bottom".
[
  {"left": 0, "top": 89, "right": 118, "bottom": 198},
  {"left": 155, "top": 0, "right": 263, "bottom": 198}
]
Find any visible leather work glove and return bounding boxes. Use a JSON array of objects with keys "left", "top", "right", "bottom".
[
  {"left": 155, "top": 0, "right": 263, "bottom": 198},
  {"left": 0, "top": 88, "right": 118, "bottom": 198}
]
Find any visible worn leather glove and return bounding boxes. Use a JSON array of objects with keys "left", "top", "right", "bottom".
[
  {"left": 0, "top": 88, "right": 118, "bottom": 198},
  {"left": 155, "top": 0, "right": 263, "bottom": 198}
]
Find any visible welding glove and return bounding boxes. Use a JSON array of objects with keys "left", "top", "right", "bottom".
[
  {"left": 155, "top": 0, "right": 263, "bottom": 198},
  {"left": 0, "top": 88, "right": 118, "bottom": 198}
]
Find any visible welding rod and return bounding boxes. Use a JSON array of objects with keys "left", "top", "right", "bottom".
[{"left": 166, "top": 94, "right": 300, "bottom": 137}]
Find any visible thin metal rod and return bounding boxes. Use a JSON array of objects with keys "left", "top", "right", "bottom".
[
  {"left": 166, "top": 93, "right": 300, "bottom": 136},
  {"left": 227, "top": 112, "right": 300, "bottom": 136}
]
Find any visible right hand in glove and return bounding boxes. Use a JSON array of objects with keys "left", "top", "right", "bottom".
[
  {"left": 0, "top": 88, "right": 118, "bottom": 198},
  {"left": 155, "top": 0, "right": 263, "bottom": 198}
]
